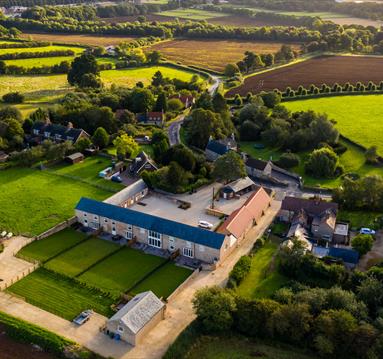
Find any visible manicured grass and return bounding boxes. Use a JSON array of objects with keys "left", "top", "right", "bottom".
[
  {"left": 7, "top": 268, "right": 114, "bottom": 320},
  {"left": 0, "top": 167, "right": 113, "bottom": 236},
  {"left": 131, "top": 262, "right": 192, "bottom": 299},
  {"left": 187, "top": 335, "right": 316, "bottom": 359},
  {"left": 284, "top": 95, "right": 383, "bottom": 155},
  {"left": 45, "top": 238, "right": 119, "bottom": 277},
  {"left": 156, "top": 8, "right": 228, "bottom": 20},
  {"left": 78, "top": 247, "right": 166, "bottom": 297},
  {"left": 49, "top": 156, "right": 124, "bottom": 192},
  {"left": 237, "top": 238, "right": 287, "bottom": 299},
  {"left": 17, "top": 228, "right": 87, "bottom": 263}
]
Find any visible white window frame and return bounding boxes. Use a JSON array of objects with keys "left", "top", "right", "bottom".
[
  {"left": 148, "top": 230, "right": 162, "bottom": 248},
  {"left": 126, "top": 231, "right": 133, "bottom": 239},
  {"left": 183, "top": 247, "right": 194, "bottom": 258},
  {"left": 169, "top": 237, "right": 175, "bottom": 251},
  {"left": 126, "top": 224, "right": 132, "bottom": 231}
]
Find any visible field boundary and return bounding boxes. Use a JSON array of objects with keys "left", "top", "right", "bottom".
[
  {"left": 166, "top": 267, "right": 199, "bottom": 302},
  {"left": 0, "top": 264, "right": 39, "bottom": 291}
]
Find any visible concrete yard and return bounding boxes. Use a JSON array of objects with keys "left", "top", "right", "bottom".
[{"left": 130, "top": 183, "right": 255, "bottom": 229}]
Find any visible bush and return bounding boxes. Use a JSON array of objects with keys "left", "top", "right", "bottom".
[
  {"left": 352, "top": 234, "right": 374, "bottom": 256},
  {"left": 228, "top": 255, "right": 251, "bottom": 288},
  {"left": 275, "top": 152, "right": 300, "bottom": 169},
  {"left": 2, "top": 92, "right": 24, "bottom": 104}
]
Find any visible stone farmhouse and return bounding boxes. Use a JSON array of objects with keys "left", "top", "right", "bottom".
[
  {"left": 30, "top": 120, "right": 89, "bottom": 145},
  {"left": 279, "top": 196, "right": 349, "bottom": 245},
  {"left": 75, "top": 184, "right": 271, "bottom": 264},
  {"left": 205, "top": 135, "right": 237, "bottom": 162}
]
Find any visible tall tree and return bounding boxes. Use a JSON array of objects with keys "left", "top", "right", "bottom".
[
  {"left": 92, "top": 127, "right": 109, "bottom": 149},
  {"left": 67, "top": 53, "right": 99, "bottom": 86},
  {"left": 212, "top": 151, "right": 246, "bottom": 183}
]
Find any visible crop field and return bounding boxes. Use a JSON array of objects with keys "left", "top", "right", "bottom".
[
  {"left": 226, "top": 55, "right": 383, "bottom": 96},
  {"left": 148, "top": 40, "right": 301, "bottom": 71},
  {"left": 0, "top": 167, "right": 114, "bottom": 236},
  {"left": 155, "top": 8, "right": 229, "bottom": 20},
  {"left": 7, "top": 268, "right": 114, "bottom": 320},
  {"left": 21, "top": 33, "right": 137, "bottom": 46},
  {"left": 18, "top": 228, "right": 87, "bottom": 263},
  {"left": 78, "top": 247, "right": 167, "bottom": 296},
  {"left": 49, "top": 156, "right": 124, "bottom": 191},
  {"left": 284, "top": 95, "right": 383, "bottom": 155},
  {"left": 45, "top": 238, "right": 119, "bottom": 277},
  {"left": 130, "top": 262, "right": 192, "bottom": 299}
]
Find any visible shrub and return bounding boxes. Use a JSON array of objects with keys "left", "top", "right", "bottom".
[
  {"left": 305, "top": 147, "right": 343, "bottom": 179},
  {"left": 275, "top": 152, "right": 300, "bottom": 169},
  {"left": 2, "top": 92, "right": 24, "bottom": 104},
  {"left": 228, "top": 255, "right": 251, "bottom": 288},
  {"left": 352, "top": 234, "right": 374, "bottom": 256}
]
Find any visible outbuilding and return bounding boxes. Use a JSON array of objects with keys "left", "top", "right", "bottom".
[
  {"left": 106, "top": 291, "right": 165, "bottom": 346},
  {"left": 65, "top": 152, "right": 84, "bottom": 164}
]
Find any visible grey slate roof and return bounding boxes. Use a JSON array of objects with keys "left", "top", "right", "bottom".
[
  {"left": 76, "top": 197, "right": 226, "bottom": 249},
  {"left": 223, "top": 177, "right": 255, "bottom": 194},
  {"left": 109, "top": 291, "right": 164, "bottom": 334},
  {"left": 206, "top": 139, "right": 229, "bottom": 156},
  {"left": 104, "top": 179, "right": 147, "bottom": 206},
  {"left": 32, "top": 122, "right": 87, "bottom": 142}
]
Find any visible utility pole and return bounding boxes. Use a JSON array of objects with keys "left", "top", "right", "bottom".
[{"left": 212, "top": 187, "right": 215, "bottom": 209}]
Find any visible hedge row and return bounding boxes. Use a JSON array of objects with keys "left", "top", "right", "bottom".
[
  {"left": 0, "top": 41, "right": 50, "bottom": 49},
  {"left": 0, "top": 49, "right": 75, "bottom": 60}
]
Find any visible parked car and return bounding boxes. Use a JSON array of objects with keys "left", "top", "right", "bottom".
[
  {"left": 0, "top": 231, "right": 6, "bottom": 238},
  {"left": 5, "top": 232, "right": 13, "bottom": 239},
  {"left": 111, "top": 175, "right": 122, "bottom": 183},
  {"left": 360, "top": 228, "right": 376, "bottom": 235},
  {"left": 73, "top": 310, "right": 93, "bottom": 325},
  {"left": 198, "top": 220, "right": 213, "bottom": 229}
]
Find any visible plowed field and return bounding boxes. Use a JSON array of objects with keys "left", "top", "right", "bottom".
[{"left": 226, "top": 55, "right": 383, "bottom": 96}]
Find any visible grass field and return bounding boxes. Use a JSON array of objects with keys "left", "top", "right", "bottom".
[
  {"left": 156, "top": 8, "right": 228, "bottom": 20},
  {"left": 49, "top": 156, "right": 124, "bottom": 192},
  {"left": 78, "top": 247, "right": 166, "bottom": 297},
  {"left": 18, "top": 228, "right": 87, "bottom": 263},
  {"left": 187, "top": 335, "right": 316, "bottom": 359},
  {"left": 7, "top": 268, "right": 114, "bottom": 320},
  {"left": 21, "top": 33, "right": 138, "bottom": 46},
  {"left": 148, "top": 39, "right": 301, "bottom": 72},
  {"left": 45, "top": 238, "right": 119, "bottom": 277},
  {"left": 0, "top": 66, "right": 198, "bottom": 105},
  {"left": 0, "top": 45, "right": 84, "bottom": 56},
  {"left": 5, "top": 56, "right": 117, "bottom": 69},
  {"left": 0, "top": 167, "right": 114, "bottom": 236},
  {"left": 130, "top": 262, "right": 192, "bottom": 299},
  {"left": 284, "top": 95, "right": 383, "bottom": 156},
  {"left": 237, "top": 238, "right": 287, "bottom": 299}
]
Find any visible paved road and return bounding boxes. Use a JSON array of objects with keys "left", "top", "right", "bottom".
[
  {"left": 0, "top": 201, "right": 280, "bottom": 359},
  {"left": 167, "top": 75, "right": 222, "bottom": 146}
]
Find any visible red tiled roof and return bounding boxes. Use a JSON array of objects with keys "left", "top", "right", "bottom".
[{"left": 218, "top": 187, "right": 271, "bottom": 238}]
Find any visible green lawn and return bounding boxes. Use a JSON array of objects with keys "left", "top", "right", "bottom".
[
  {"left": 7, "top": 268, "right": 114, "bottom": 320},
  {"left": 156, "top": 8, "right": 228, "bottom": 20},
  {"left": 17, "top": 228, "right": 87, "bottom": 263},
  {"left": 237, "top": 238, "right": 287, "bottom": 299},
  {"left": 45, "top": 238, "right": 119, "bottom": 277},
  {"left": 78, "top": 247, "right": 166, "bottom": 297},
  {"left": 284, "top": 95, "right": 383, "bottom": 156},
  {"left": 187, "top": 335, "right": 316, "bottom": 359},
  {"left": 131, "top": 262, "right": 192, "bottom": 299},
  {"left": 49, "top": 156, "right": 124, "bottom": 192},
  {"left": 338, "top": 210, "right": 381, "bottom": 230},
  {"left": 0, "top": 167, "right": 114, "bottom": 236}
]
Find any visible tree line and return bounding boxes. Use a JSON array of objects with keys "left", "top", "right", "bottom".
[{"left": 0, "top": 49, "right": 74, "bottom": 60}]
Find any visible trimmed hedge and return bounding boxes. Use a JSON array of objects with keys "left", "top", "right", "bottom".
[
  {"left": 0, "top": 49, "right": 75, "bottom": 60},
  {"left": 227, "top": 255, "right": 252, "bottom": 288}
]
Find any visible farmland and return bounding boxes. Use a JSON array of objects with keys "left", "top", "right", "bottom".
[
  {"left": 0, "top": 66, "right": 199, "bottom": 103},
  {"left": 0, "top": 166, "right": 116, "bottom": 236},
  {"left": 20, "top": 33, "right": 138, "bottom": 46},
  {"left": 148, "top": 39, "right": 301, "bottom": 72},
  {"left": 284, "top": 95, "right": 383, "bottom": 155},
  {"left": 0, "top": 44, "right": 84, "bottom": 56},
  {"left": 155, "top": 8, "right": 229, "bottom": 20},
  {"left": 226, "top": 55, "right": 383, "bottom": 96},
  {"left": 10, "top": 229, "right": 192, "bottom": 319}
]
